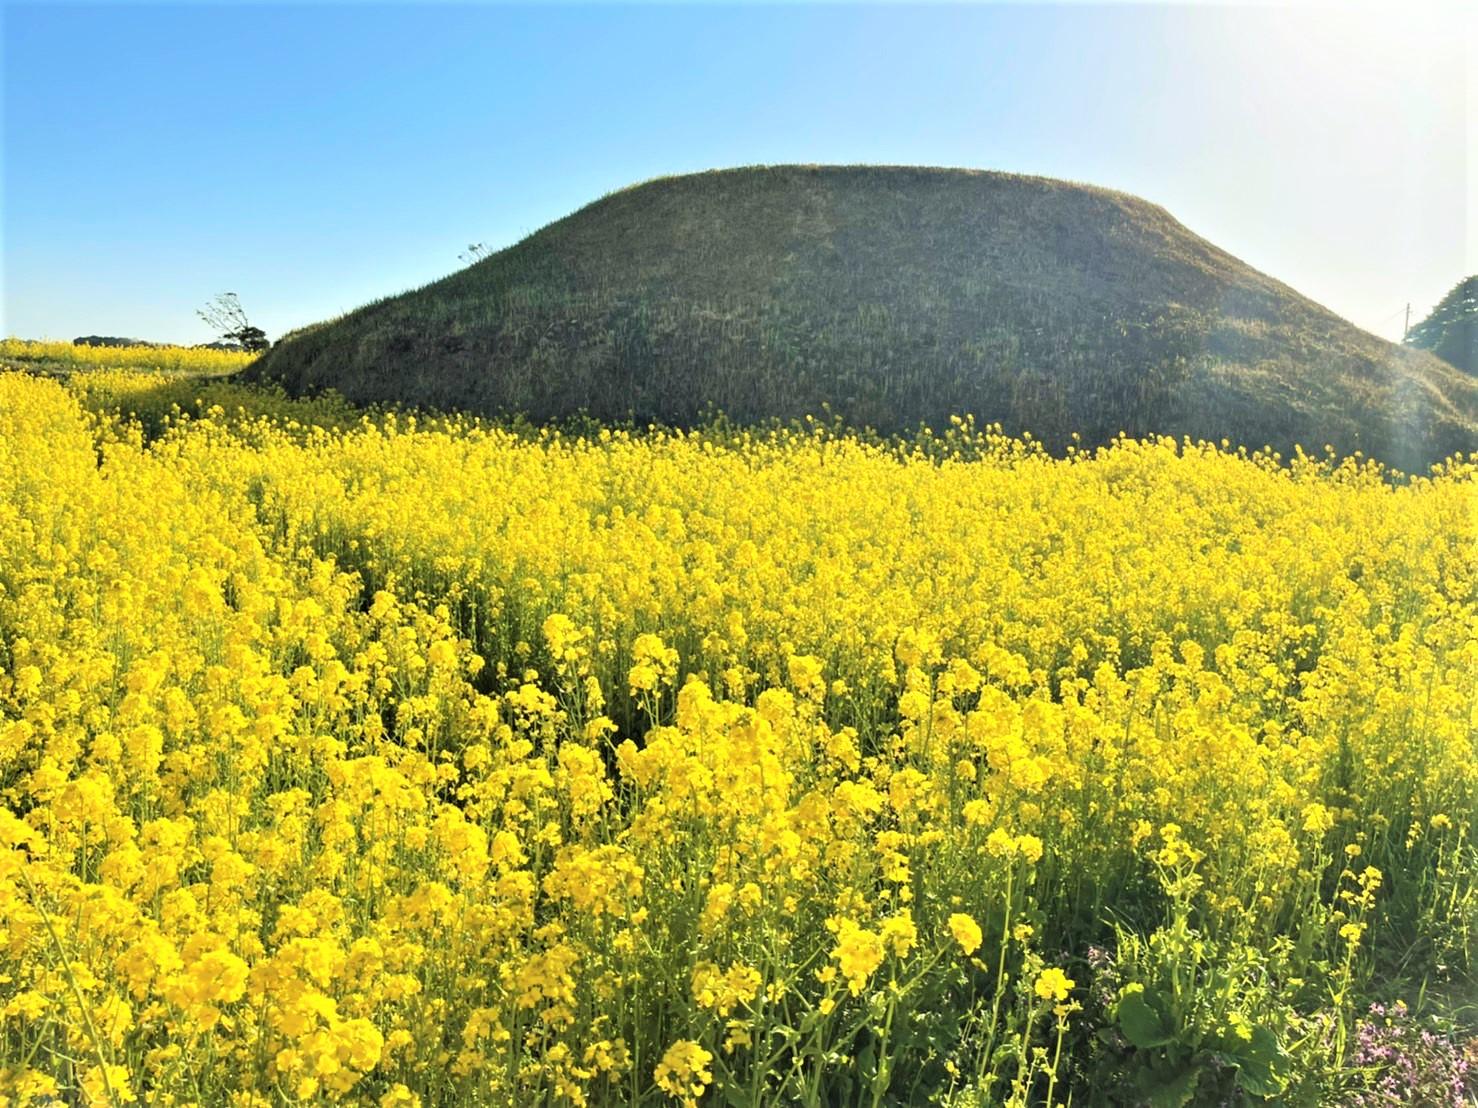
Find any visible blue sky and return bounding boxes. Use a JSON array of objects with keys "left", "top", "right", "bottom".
[{"left": 3, "top": 2, "right": 1472, "bottom": 345}]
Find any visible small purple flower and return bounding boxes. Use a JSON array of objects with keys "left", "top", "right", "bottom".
[{"left": 1349, "top": 1003, "right": 1477, "bottom": 1107}]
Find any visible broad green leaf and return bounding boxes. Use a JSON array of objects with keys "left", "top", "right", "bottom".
[
  {"left": 1232, "top": 1026, "right": 1293, "bottom": 1097},
  {"left": 1140, "top": 1063, "right": 1202, "bottom": 1108},
  {"left": 1117, "top": 987, "right": 1176, "bottom": 1049}
]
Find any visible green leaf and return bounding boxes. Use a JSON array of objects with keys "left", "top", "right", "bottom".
[
  {"left": 1231, "top": 1026, "right": 1292, "bottom": 1097},
  {"left": 1117, "top": 987, "right": 1176, "bottom": 1049},
  {"left": 857, "top": 1041, "right": 879, "bottom": 1083},
  {"left": 1139, "top": 1063, "right": 1202, "bottom": 1108}
]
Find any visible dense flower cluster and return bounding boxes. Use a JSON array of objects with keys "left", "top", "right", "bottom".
[{"left": 0, "top": 369, "right": 1473, "bottom": 1104}]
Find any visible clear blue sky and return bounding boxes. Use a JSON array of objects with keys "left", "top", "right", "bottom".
[{"left": 3, "top": 1, "right": 1472, "bottom": 345}]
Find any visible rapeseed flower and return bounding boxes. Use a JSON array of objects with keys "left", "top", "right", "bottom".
[
  {"left": 0, "top": 370, "right": 1470, "bottom": 1105},
  {"left": 948, "top": 913, "right": 983, "bottom": 956}
]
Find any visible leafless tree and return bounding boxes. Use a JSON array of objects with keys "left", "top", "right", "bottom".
[{"left": 198, "top": 292, "right": 269, "bottom": 352}]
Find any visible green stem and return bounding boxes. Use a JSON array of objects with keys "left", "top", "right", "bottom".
[
  {"left": 19, "top": 866, "right": 122, "bottom": 1108},
  {"left": 1044, "top": 1013, "right": 1068, "bottom": 1108},
  {"left": 982, "top": 864, "right": 1015, "bottom": 1072}
]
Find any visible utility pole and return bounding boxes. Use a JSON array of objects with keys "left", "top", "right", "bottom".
[{"left": 1403, "top": 303, "right": 1411, "bottom": 341}]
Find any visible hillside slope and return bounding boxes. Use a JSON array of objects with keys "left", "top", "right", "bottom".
[{"left": 249, "top": 166, "right": 1478, "bottom": 469}]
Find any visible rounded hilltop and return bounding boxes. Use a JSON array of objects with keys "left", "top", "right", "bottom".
[{"left": 248, "top": 165, "right": 1476, "bottom": 470}]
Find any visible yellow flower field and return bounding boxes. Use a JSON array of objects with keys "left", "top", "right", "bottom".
[
  {"left": 0, "top": 339, "right": 254, "bottom": 377},
  {"left": 0, "top": 365, "right": 1473, "bottom": 1105}
]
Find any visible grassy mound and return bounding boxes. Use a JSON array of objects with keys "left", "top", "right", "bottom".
[{"left": 249, "top": 165, "right": 1477, "bottom": 470}]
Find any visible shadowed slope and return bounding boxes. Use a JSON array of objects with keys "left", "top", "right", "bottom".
[{"left": 249, "top": 166, "right": 1477, "bottom": 470}]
